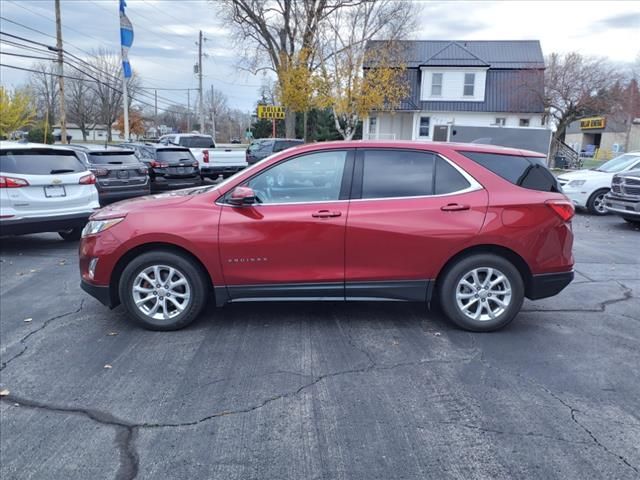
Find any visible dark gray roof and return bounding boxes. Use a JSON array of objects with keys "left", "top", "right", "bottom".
[
  {"left": 390, "top": 69, "right": 544, "bottom": 113},
  {"left": 367, "top": 40, "right": 545, "bottom": 69}
]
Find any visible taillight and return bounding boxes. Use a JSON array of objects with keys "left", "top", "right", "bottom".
[
  {"left": 138, "top": 167, "right": 148, "bottom": 175},
  {"left": 90, "top": 168, "right": 109, "bottom": 177},
  {"left": 203, "top": 150, "right": 209, "bottom": 163},
  {"left": 546, "top": 199, "right": 574, "bottom": 222},
  {"left": 192, "top": 162, "right": 199, "bottom": 168},
  {"left": 0, "top": 175, "right": 29, "bottom": 188},
  {"left": 150, "top": 161, "right": 168, "bottom": 168},
  {"left": 79, "top": 173, "right": 96, "bottom": 185}
]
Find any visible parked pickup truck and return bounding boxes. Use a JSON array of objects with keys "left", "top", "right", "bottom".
[
  {"left": 158, "top": 133, "right": 247, "bottom": 179},
  {"left": 604, "top": 169, "right": 640, "bottom": 225}
]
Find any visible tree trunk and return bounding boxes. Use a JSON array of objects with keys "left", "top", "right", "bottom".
[
  {"left": 303, "top": 110, "right": 308, "bottom": 142},
  {"left": 285, "top": 108, "right": 295, "bottom": 138}
]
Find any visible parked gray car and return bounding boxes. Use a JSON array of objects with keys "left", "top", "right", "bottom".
[
  {"left": 69, "top": 145, "right": 150, "bottom": 205},
  {"left": 246, "top": 138, "right": 304, "bottom": 165},
  {"left": 604, "top": 169, "right": 640, "bottom": 225}
]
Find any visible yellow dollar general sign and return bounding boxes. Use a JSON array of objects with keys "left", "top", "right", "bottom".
[
  {"left": 258, "top": 105, "right": 285, "bottom": 119},
  {"left": 580, "top": 117, "right": 606, "bottom": 130}
]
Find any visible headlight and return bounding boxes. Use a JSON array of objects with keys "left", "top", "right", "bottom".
[
  {"left": 82, "top": 217, "right": 125, "bottom": 237},
  {"left": 567, "top": 180, "right": 586, "bottom": 187}
]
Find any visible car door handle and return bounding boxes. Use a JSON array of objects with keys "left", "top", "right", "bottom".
[
  {"left": 440, "top": 203, "right": 470, "bottom": 211},
  {"left": 312, "top": 210, "right": 342, "bottom": 218}
]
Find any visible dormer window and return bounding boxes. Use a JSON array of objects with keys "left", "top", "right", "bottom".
[
  {"left": 463, "top": 73, "right": 475, "bottom": 96},
  {"left": 431, "top": 73, "right": 443, "bottom": 96}
]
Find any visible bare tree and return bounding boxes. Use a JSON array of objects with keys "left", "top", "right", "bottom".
[
  {"left": 86, "top": 49, "right": 140, "bottom": 142},
  {"left": 28, "top": 62, "right": 59, "bottom": 125},
  {"left": 544, "top": 52, "right": 621, "bottom": 142},
  {"left": 219, "top": 0, "right": 374, "bottom": 137},
  {"left": 65, "top": 72, "right": 98, "bottom": 141}
]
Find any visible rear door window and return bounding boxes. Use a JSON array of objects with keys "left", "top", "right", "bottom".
[
  {"left": 459, "top": 151, "right": 560, "bottom": 192},
  {"left": 0, "top": 149, "right": 86, "bottom": 175},
  {"left": 360, "top": 150, "right": 435, "bottom": 199},
  {"left": 435, "top": 157, "right": 471, "bottom": 194}
]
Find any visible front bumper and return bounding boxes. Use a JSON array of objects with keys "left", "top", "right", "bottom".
[
  {"left": 560, "top": 187, "right": 590, "bottom": 208},
  {"left": 604, "top": 194, "right": 640, "bottom": 218},
  {"left": 527, "top": 271, "right": 574, "bottom": 300},
  {"left": 81, "top": 279, "right": 115, "bottom": 308},
  {"left": 0, "top": 212, "right": 93, "bottom": 236}
]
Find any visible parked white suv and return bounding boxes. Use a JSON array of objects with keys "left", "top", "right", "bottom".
[
  {"left": 557, "top": 152, "right": 640, "bottom": 215},
  {"left": 0, "top": 142, "right": 100, "bottom": 240},
  {"left": 158, "top": 133, "right": 247, "bottom": 179}
]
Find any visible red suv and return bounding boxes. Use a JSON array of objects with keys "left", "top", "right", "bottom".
[{"left": 79, "top": 141, "right": 574, "bottom": 332}]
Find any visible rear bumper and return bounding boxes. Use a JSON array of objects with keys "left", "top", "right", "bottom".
[
  {"left": 200, "top": 165, "right": 246, "bottom": 178},
  {"left": 604, "top": 194, "right": 640, "bottom": 218},
  {"left": 151, "top": 176, "right": 202, "bottom": 191},
  {"left": 527, "top": 271, "right": 574, "bottom": 300},
  {"left": 0, "top": 212, "right": 92, "bottom": 236},
  {"left": 97, "top": 186, "right": 150, "bottom": 204},
  {"left": 81, "top": 279, "right": 115, "bottom": 308}
]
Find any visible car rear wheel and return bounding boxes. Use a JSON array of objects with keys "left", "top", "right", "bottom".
[
  {"left": 587, "top": 189, "right": 609, "bottom": 215},
  {"left": 118, "top": 250, "right": 208, "bottom": 331},
  {"left": 58, "top": 227, "right": 82, "bottom": 241},
  {"left": 438, "top": 254, "right": 524, "bottom": 332}
]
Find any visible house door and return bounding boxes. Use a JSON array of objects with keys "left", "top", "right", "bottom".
[{"left": 433, "top": 125, "right": 449, "bottom": 142}]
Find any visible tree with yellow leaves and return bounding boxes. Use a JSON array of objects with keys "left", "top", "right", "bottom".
[
  {"left": 115, "top": 108, "right": 146, "bottom": 140},
  {"left": 0, "top": 86, "right": 36, "bottom": 138},
  {"left": 315, "top": 2, "right": 412, "bottom": 140}
]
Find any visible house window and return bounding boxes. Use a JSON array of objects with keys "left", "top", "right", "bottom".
[
  {"left": 519, "top": 118, "right": 530, "bottom": 127},
  {"left": 495, "top": 117, "right": 506, "bottom": 126},
  {"left": 419, "top": 116, "right": 430, "bottom": 137},
  {"left": 368, "top": 116, "right": 377, "bottom": 138},
  {"left": 463, "top": 73, "right": 475, "bottom": 96},
  {"left": 431, "top": 73, "right": 443, "bottom": 96}
]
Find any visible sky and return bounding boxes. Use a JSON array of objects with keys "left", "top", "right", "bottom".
[{"left": 1, "top": 0, "right": 639, "bottom": 113}]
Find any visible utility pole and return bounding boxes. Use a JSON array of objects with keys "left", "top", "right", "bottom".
[
  {"left": 210, "top": 84, "right": 216, "bottom": 141},
  {"left": 54, "top": 0, "right": 67, "bottom": 144},
  {"left": 154, "top": 89, "right": 158, "bottom": 136},
  {"left": 187, "top": 89, "right": 191, "bottom": 131},
  {"left": 197, "top": 30, "right": 204, "bottom": 134}
]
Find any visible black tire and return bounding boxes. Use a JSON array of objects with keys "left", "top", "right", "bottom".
[
  {"left": 586, "top": 189, "right": 609, "bottom": 216},
  {"left": 438, "top": 253, "right": 525, "bottom": 332},
  {"left": 58, "top": 227, "right": 82, "bottom": 241},
  {"left": 118, "top": 250, "right": 208, "bottom": 331}
]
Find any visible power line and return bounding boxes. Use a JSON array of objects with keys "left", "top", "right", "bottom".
[{"left": 0, "top": 51, "right": 57, "bottom": 61}]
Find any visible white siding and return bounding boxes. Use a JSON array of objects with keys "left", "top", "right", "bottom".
[
  {"left": 420, "top": 67, "right": 488, "bottom": 102},
  {"left": 411, "top": 111, "right": 546, "bottom": 139}
]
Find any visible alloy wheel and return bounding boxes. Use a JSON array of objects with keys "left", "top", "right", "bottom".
[
  {"left": 455, "top": 267, "right": 512, "bottom": 322},
  {"left": 593, "top": 192, "right": 607, "bottom": 214},
  {"left": 131, "top": 265, "right": 191, "bottom": 320}
]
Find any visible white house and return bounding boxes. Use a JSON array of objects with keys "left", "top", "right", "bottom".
[
  {"left": 363, "top": 40, "right": 551, "bottom": 154},
  {"left": 52, "top": 123, "right": 121, "bottom": 142}
]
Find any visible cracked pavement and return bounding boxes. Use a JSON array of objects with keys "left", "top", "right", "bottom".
[{"left": 1, "top": 214, "right": 639, "bottom": 480}]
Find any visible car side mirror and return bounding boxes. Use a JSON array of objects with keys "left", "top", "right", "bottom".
[{"left": 228, "top": 186, "right": 257, "bottom": 206}]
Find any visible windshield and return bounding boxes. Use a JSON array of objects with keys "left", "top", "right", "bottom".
[
  {"left": 595, "top": 154, "right": 640, "bottom": 173},
  {"left": 178, "top": 136, "right": 214, "bottom": 148},
  {"left": 0, "top": 149, "right": 86, "bottom": 174},
  {"left": 248, "top": 140, "right": 272, "bottom": 152},
  {"left": 88, "top": 152, "right": 139, "bottom": 164}
]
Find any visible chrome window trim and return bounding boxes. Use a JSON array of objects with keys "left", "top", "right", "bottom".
[{"left": 215, "top": 149, "right": 484, "bottom": 206}]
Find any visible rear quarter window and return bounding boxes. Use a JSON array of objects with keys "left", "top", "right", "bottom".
[
  {"left": 0, "top": 149, "right": 86, "bottom": 175},
  {"left": 459, "top": 151, "right": 559, "bottom": 192}
]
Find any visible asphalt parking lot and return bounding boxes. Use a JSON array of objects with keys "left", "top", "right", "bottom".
[{"left": 1, "top": 213, "right": 638, "bottom": 480}]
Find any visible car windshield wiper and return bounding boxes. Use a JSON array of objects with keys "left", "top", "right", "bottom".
[{"left": 50, "top": 169, "right": 75, "bottom": 174}]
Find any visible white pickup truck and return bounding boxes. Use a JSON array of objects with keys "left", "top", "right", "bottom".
[{"left": 158, "top": 133, "right": 247, "bottom": 179}]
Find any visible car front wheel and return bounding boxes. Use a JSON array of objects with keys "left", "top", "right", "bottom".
[
  {"left": 587, "top": 189, "right": 609, "bottom": 215},
  {"left": 118, "top": 250, "right": 208, "bottom": 331},
  {"left": 438, "top": 254, "right": 524, "bottom": 332}
]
